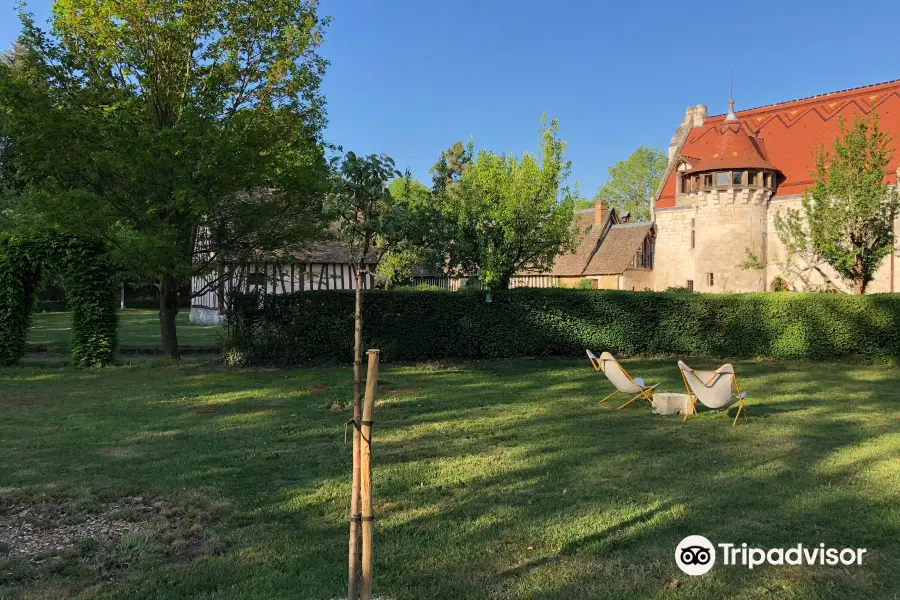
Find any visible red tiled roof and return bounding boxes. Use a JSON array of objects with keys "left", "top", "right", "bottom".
[
  {"left": 683, "top": 121, "right": 778, "bottom": 174},
  {"left": 657, "top": 79, "right": 900, "bottom": 208}
]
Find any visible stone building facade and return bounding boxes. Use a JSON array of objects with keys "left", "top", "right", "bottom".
[{"left": 652, "top": 80, "right": 900, "bottom": 293}]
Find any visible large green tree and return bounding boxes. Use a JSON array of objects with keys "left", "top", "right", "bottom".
[
  {"left": 0, "top": 0, "right": 330, "bottom": 357},
  {"left": 775, "top": 114, "right": 899, "bottom": 294},
  {"left": 374, "top": 175, "right": 434, "bottom": 288},
  {"left": 435, "top": 116, "right": 579, "bottom": 289},
  {"left": 595, "top": 145, "right": 667, "bottom": 221}
]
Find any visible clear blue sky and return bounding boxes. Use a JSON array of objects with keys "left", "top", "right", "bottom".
[{"left": 4, "top": 0, "right": 900, "bottom": 196}]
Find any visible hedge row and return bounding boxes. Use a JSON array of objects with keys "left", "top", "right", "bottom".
[
  {"left": 0, "top": 233, "right": 117, "bottom": 366},
  {"left": 223, "top": 288, "right": 900, "bottom": 366}
]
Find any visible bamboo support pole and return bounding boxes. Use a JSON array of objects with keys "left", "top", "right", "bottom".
[
  {"left": 348, "top": 267, "right": 364, "bottom": 600},
  {"left": 360, "top": 349, "right": 379, "bottom": 600}
]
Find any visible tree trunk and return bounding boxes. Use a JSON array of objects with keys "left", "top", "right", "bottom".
[
  {"left": 158, "top": 272, "right": 180, "bottom": 359},
  {"left": 854, "top": 256, "right": 865, "bottom": 295},
  {"left": 348, "top": 260, "right": 364, "bottom": 600}
]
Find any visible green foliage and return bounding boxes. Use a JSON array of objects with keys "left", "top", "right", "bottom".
[
  {"left": 575, "top": 278, "right": 594, "bottom": 289},
  {"left": 775, "top": 114, "right": 900, "bottom": 294},
  {"left": 0, "top": 233, "right": 117, "bottom": 365},
  {"left": 224, "top": 288, "right": 900, "bottom": 365},
  {"left": 0, "top": 0, "right": 330, "bottom": 353},
  {"left": 375, "top": 248, "right": 422, "bottom": 289},
  {"left": 434, "top": 116, "right": 580, "bottom": 289},
  {"left": 665, "top": 286, "right": 693, "bottom": 293},
  {"left": 594, "top": 146, "right": 667, "bottom": 222},
  {"left": 59, "top": 237, "right": 119, "bottom": 365},
  {"left": 0, "top": 235, "right": 42, "bottom": 365},
  {"left": 325, "top": 152, "right": 404, "bottom": 266},
  {"left": 740, "top": 248, "right": 765, "bottom": 271},
  {"left": 771, "top": 276, "right": 791, "bottom": 292},
  {"left": 375, "top": 174, "right": 442, "bottom": 287}
]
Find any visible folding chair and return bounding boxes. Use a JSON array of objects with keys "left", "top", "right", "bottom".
[
  {"left": 586, "top": 350, "right": 658, "bottom": 409},
  {"left": 678, "top": 360, "right": 748, "bottom": 426}
]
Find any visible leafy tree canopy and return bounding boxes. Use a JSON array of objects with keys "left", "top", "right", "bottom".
[
  {"left": 435, "top": 116, "right": 580, "bottom": 289},
  {"left": 0, "top": 0, "right": 331, "bottom": 356},
  {"left": 775, "top": 114, "right": 899, "bottom": 294},
  {"left": 594, "top": 145, "right": 667, "bottom": 222}
]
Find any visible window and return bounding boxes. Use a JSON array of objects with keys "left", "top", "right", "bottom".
[
  {"left": 707, "top": 272, "right": 714, "bottom": 286},
  {"left": 764, "top": 173, "right": 774, "bottom": 188},
  {"left": 733, "top": 171, "right": 745, "bottom": 185},
  {"left": 716, "top": 172, "right": 730, "bottom": 187},
  {"left": 749, "top": 172, "right": 759, "bottom": 186},
  {"left": 686, "top": 280, "right": 694, "bottom": 292},
  {"left": 681, "top": 176, "right": 691, "bottom": 193},
  {"left": 703, "top": 174, "right": 713, "bottom": 187},
  {"left": 690, "top": 218, "right": 695, "bottom": 249}
]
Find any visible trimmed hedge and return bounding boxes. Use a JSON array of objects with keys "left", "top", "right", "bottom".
[
  {"left": 224, "top": 288, "right": 900, "bottom": 366},
  {"left": 225, "top": 288, "right": 900, "bottom": 365},
  {"left": 0, "top": 233, "right": 117, "bottom": 366}
]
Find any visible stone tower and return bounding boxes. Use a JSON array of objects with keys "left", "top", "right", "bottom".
[{"left": 655, "top": 100, "right": 779, "bottom": 292}]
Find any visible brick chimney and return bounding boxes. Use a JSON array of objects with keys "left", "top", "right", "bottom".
[{"left": 594, "top": 198, "right": 609, "bottom": 226}]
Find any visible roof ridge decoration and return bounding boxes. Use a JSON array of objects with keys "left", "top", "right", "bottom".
[{"left": 705, "top": 78, "right": 900, "bottom": 118}]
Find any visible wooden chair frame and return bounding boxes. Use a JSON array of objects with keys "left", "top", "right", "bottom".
[
  {"left": 588, "top": 351, "right": 658, "bottom": 409},
  {"left": 680, "top": 367, "right": 748, "bottom": 426}
]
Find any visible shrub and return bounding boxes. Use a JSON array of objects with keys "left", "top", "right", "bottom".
[
  {"left": 575, "top": 278, "right": 594, "bottom": 289},
  {"left": 224, "top": 288, "right": 900, "bottom": 366},
  {"left": 0, "top": 233, "right": 117, "bottom": 366}
]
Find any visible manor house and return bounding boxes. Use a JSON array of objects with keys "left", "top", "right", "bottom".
[{"left": 652, "top": 79, "right": 900, "bottom": 293}]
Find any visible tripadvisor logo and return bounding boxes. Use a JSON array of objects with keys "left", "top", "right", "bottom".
[{"left": 675, "top": 536, "right": 868, "bottom": 575}]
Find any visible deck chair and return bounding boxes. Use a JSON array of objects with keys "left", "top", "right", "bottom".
[
  {"left": 586, "top": 350, "right": 658, "bottom": 409},
  {"left": 678, "top": 360, "right": 748, "bottom": 426}
]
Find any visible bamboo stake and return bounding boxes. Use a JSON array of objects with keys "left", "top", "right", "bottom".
[
  {"left": 360, "top": 350, "right": 379, "bottom": 600},
  {"left": 348, "top": 265, "right": 365, "bottom": 600}
]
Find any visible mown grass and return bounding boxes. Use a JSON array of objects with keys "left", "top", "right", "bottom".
[
  {"left": 0, "top": 358, "right": 898, "bottom": 599},
  {"left": 28, "top": 309, "right": 222, "bottom": 350}
]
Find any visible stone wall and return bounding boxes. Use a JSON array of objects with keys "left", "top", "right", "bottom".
[
  {"left": 621, "top": 269, "right": 653, "bottom": 291},
  {"left": 652, "top": 207, "right": 694, "bottom": 290},
  {"left": 655, "top": 192, "right": 899, "bottom": 293}
]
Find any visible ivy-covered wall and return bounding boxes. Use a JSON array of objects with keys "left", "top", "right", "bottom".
[{"left": 224, "top": 288, "right": 900, "bottom": 366}]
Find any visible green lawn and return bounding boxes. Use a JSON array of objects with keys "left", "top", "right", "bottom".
[
  {"left": 0, "top": 358, "right": 898, "bottom": 599},
  {"left": 28, "top": 309, "right": 223, "bottom": 350}
]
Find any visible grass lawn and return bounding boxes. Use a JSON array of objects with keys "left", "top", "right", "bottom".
[
  {"left": 0, "top": 358, "right": 898, "bottom": 599},
  {"left": 28, "top": 309, "right": 223, "bottom": 350}
]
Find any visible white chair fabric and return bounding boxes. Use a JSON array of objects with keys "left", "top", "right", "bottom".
[
  {"left": 598, "top": 351, "right": 642, "bottom": 394},
  {"left": 678, "top": 360, "right": 741, "bottom": 410}
]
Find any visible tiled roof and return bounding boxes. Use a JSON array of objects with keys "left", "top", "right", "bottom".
[
  {"left": 683, "top": 121, "right": 778, "bottom": 174},
  {"left": 548, "top": 211, "right": 605, "bottom": 276},
  {"left": 294, "top": 241, "right": 376, "bottom": 264},
  {"left": 657, "top": 79, "right": 900, "bottom": 208},
  {"left": 583, "top": 223, "right": 654, "bottom": 276}
]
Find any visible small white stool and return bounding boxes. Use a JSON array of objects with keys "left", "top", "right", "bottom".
[{"left": 651, "top": 393, "right": 693, "bottom": 415}]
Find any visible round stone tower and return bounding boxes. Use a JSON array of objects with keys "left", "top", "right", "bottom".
[{"left": 672, "top": 101, "right": 779, "bottom": 292}]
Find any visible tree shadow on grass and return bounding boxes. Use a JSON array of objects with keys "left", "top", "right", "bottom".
[{"left": 1, "top": 359, "right": 898, "bottom": 599}]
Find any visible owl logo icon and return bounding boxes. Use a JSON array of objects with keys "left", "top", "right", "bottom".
[{"left": 675, "top": 535, "right": 716, "bottom": 575}]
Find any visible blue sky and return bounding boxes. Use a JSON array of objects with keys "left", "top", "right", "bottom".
[{"left": 4, "top": 0, "right": 900, "bottom": 196}]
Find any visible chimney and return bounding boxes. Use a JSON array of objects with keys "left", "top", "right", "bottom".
[{"left": 594, "top": 198, "right": 609, "bottom": 226}]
